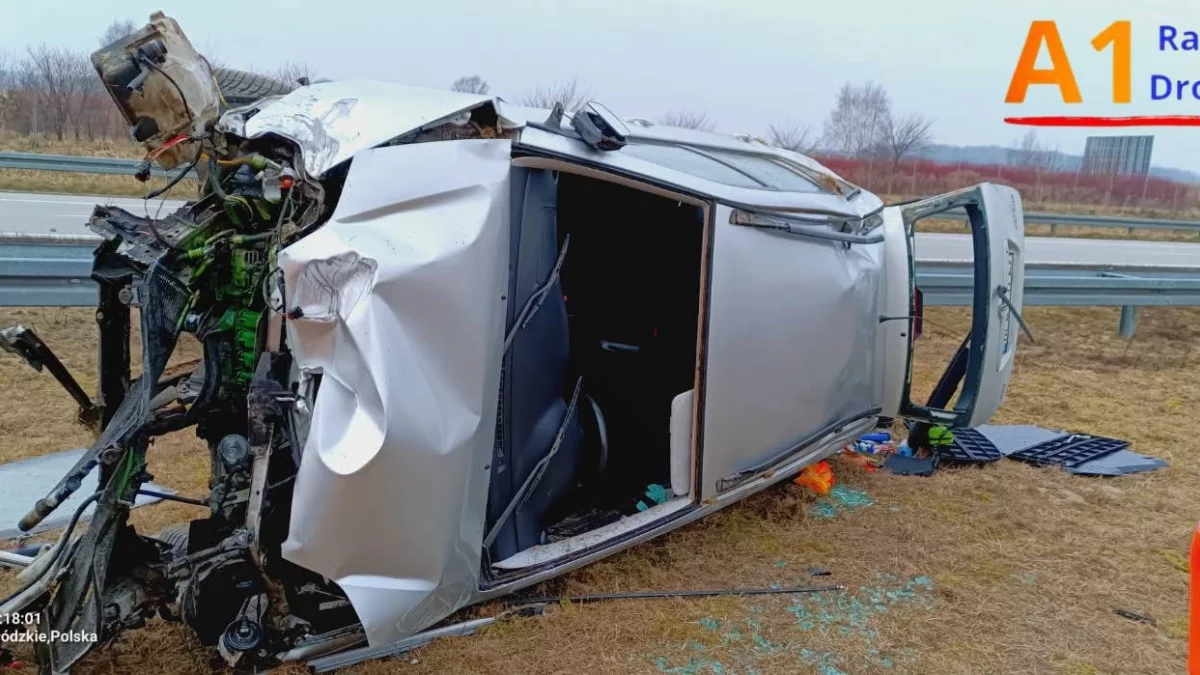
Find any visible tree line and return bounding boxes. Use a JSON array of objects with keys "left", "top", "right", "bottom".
[
  {"left": 454, "top": 74, "right": 937, "bottom": 167},
  {"left": 0, "top": 21, "right": 1152, "bottom": 202},
  {"left": 0, "top": 20, "right": 319, "bottom": 144}
]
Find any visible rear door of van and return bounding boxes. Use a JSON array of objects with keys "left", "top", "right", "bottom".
[{"left": 880, "top": 183, "right": 1026, "bottom": 427}]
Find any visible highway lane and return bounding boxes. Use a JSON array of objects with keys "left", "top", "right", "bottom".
[
  {"left": 4, "top": 191, "right": 1200, "bottom": 271},
  {"left": 0, "top": 192, "right": 187, "bottom": 237},
  {"left": 914, "top": 232, "right": 1200, "bottom": 271}
]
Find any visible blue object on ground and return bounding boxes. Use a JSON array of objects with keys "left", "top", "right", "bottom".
[
  {"left": 636, "top": 483, "right": 672, "bottom": 511},
  {"left": 882, "top": 455, "right": 937, "bottom": 476},
  {"left": 860, "top": 433, "right": 890, "bottom": 443}
]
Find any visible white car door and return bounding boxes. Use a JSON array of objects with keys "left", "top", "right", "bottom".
[{"left": 884, "top": 183, "right": 1026, "bottom": 427}]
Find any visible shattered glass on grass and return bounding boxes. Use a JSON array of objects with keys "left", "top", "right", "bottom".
[
  {"left": 806, "top": 485, "right": 875, "bottom": 518},
  {"left": 653, "top": 574, "right": 935, "bottom": 674},
  {"left": 654, "top": 615, "right": 786, "bottom": 675}
]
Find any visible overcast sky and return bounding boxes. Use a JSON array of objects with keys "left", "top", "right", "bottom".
[{"left": 2, "top": 0, "right": 1198, "bottom": 173}]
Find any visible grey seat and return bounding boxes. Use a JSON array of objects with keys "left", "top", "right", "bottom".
[{"left": 486, "top": 168, "right": 582, "bottom": 562}]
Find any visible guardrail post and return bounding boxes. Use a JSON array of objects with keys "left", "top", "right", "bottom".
[{"left": 1119, "top": 306, "right": 1138, "bottom": 337}]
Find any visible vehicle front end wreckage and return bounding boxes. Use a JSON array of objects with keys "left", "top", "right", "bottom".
[{"left": 0, "top": 14, "right": 517, "bottom": 671}]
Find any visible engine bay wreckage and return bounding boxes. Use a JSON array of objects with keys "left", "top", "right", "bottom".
[{"left": 0, "top": 13, "right": 1028, "bottom": 672}]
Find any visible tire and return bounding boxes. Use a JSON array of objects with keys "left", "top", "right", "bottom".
[
  {"left": 213, "top": 67, "right": 296, "bottom": 108},
  {"left": 154, "top": 523, "right": 190, "bottom": 557}
]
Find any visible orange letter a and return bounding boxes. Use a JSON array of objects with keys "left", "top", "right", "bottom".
[{"left": 1005, "top": 21, "right": 1082, "bottom": 103}]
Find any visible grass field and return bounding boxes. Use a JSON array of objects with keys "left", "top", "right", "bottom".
[{"left": 1, "top": 303, "right": 1197, "bottom": 674}]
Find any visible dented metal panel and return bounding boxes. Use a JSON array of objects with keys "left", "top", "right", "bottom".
[
  {"left": 221, "top": 81, "right": 506, "bottom": 178},
  {"left": 277, "top": 139, "right": 511, "bottom": 647}
]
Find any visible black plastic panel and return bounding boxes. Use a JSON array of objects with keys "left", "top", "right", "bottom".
[
  {"left": 1008, "top": 435, "right": 1129, "bottom": 469},
  {"left": 937, "top": 427, "right": 1003, "bottom": 464}
]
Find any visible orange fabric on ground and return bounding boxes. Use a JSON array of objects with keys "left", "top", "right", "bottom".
[{"left": 793, "top": 460, "right": 835, "bottom": 496}]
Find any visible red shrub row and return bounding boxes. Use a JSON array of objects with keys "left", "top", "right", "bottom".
[{"left": 814, "top": 156, "right": 1199, "bottom": 212}]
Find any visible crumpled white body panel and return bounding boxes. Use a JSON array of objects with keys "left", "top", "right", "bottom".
[
  {"left": 224, "top": 80, "right": 496, "bottom": 178},
  {"left": 277, "top": 139, "right": 511, "bottom": 647}
]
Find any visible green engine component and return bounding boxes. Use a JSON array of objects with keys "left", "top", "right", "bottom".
[
  {"left": 216, "top": 248, "right": 265, "bottom": 303},
  {"left": 216, "top": 308, "right": 263, "bottom": 391}
]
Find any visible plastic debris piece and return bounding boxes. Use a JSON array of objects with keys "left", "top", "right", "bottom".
[
  {"left": 1008, "top": 434, "right": 1129, "bottom": 469},
  {"left": 974, "top": 424, "right": 1066, "bottom": 455},
  {"left": 1114, "top": 609, "right": 1156, "bottom": 626},
  {"left": 794, "top": 460, "right": 835, "bottom": 496},
  {"left": 882, "top": 455, "right": 937, "bottom": 476},
  {"left": 1067, "top": 449, "right": 1168, "bottom": 476},
  {"left": 636, "top": 483, "right": 672, "bottom": 511},
  {"left": 0, "top": 448, "right": 173, "bottom": 539},
  {"left": 937, "top": 427, "right": 1003, "bottom": 464}
]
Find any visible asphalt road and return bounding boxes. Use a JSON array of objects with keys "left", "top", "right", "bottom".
[
  {"left": 3, "top": 191, "right": 1200, "bottom": 271},
  {"left": 0, "top": 192, "right": 187, "bottom": 237},
  {"left": 914, "top": 232, "right": 1200, "bottom": 271}
]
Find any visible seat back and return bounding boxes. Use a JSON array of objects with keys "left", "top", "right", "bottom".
[{"left": 486, "top": 168, "right": 581, "bottom": 561}]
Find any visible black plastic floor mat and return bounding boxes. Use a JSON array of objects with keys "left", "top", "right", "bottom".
[
  {"left": 937, "top": 428, "right": 1003, "bottom": 464},
  {"left": 1007, "top": 434, "right": 1129, "bottom": 469}
]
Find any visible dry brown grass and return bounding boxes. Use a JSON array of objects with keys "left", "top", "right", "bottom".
[
  {"left": 1, "top": 305, "right": 1198, "bottom": 674},
  {"left": 0, "top": 131, "right": 197, "bottom": 198}
]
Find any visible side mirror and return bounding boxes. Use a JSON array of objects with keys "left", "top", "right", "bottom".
[{"left": 571, "top": 101, "right": 628, "bottom": 151}]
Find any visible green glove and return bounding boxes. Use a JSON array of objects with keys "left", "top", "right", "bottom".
[{"left": 928, "top": 425, "right": 955, "bottom": 447}]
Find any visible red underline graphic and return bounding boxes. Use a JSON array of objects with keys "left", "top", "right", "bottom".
[{"left": 1005, "top": 115, "right": 1200, "bottom": 127}]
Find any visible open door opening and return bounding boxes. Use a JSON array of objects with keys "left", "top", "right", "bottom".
[
  {"left": 893, "top": 183, "right": 1025, "bottom": 436},
  {"left": 485, "top": 168, "right": 706, "bottom": 572}
]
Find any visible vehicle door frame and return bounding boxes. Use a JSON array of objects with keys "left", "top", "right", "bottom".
[{"left": 479, "top": 146, "right": 717, "bottom": 587}]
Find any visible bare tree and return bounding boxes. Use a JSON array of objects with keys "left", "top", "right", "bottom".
[
  {"left": 767, "top": 121, "right": 818, "bottom": 154},
  {"left": 657, "top": 110, "right": 716, "bottom": 132},
  {"left": 0, "top": 49, "right": 12, "bottom": 89},
  {"left": 821, "top": 81, "right": 891, "bottom": 157},
  {"left": 0, "top": 50, "right": 16, "bottom": 132},
  {"left": 99, "top": 19, "right": 138, "bottom": 46},
  {"left": 1008, "top": 130, "right": 1061, "bottom": 172},
  {"left": 880, "top": 113, "right": 934, "bottom": 168},
  {"left": 520, "top": 78, "right": 590, "bottom": 111},
  {"left": 451, "top": 75, "right": 489, "bottom": 95},
  {"left": 272, "top": 62, "right": 319, "bottom": 86},
  {"left": 17, "top": 45, "right": 91, "bottom": 140}
]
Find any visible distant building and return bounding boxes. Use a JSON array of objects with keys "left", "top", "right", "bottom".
[{"left": 1082, "top": 135, "right": 1154, "bottom": 177}]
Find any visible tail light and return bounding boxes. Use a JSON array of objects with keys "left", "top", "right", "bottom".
[{"left": 912, "top": 287, "right": 924, "bottom": 340}]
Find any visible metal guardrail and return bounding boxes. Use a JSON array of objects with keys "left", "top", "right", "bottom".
[
  {"left": 0, "top": 242, "right": 97, "bottom": 307},
  {"left": 3, "top": 241, "right": 1199, "bottom": 337},
  {"left": 0, "top": 151, "right": 195, "bottom": 179},
  {"left": 918, "top": 265, "right": 1200, "bottom": 307},
  {"left": 1023, "top": 212, "right": 1200, "bottom": 234},
  {"left": 938, "top": 209, "right": 1200, "bottom": 235}
]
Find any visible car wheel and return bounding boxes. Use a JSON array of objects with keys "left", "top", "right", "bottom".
[{"left": 213, "top": 67, "right": 296, "bottom": 108}]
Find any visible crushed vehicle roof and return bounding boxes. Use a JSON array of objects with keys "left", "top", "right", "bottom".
[{"left": 221, "top": 80, "right": 878, "bottom": 214}]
